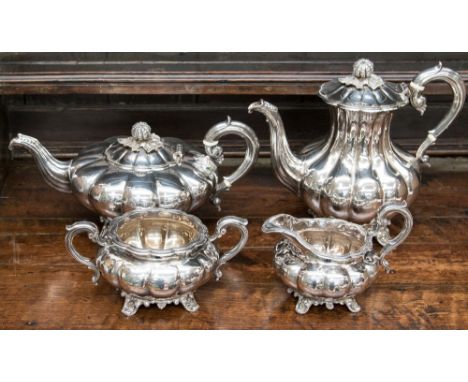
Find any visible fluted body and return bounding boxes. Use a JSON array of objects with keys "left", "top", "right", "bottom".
[
  {"left": 251, "top": 58, "right": 465, "bottom": 223},
  {"left": 65, "top": 208, "right": 249, "bottom": 316},
  {"left": 302, "top": 108, "right": 419, "bottom": 223},
  {"left": 68, "top": 137, "right": 216, "bottom": 217},
  {"left": 9, "top": 119, "right": 259, "bottom": 219}
]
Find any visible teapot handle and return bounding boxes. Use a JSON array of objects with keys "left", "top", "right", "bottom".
[
  {"left": 209, "top": 216, "right": 249, "bottom": 280},
  {"left": 371, "top": 202, "right": 413, "bottom": 273},
  {"left": 409, "top": 63, "right": 466, "bottom": 164},
  {"left": 204, "top": 117, "right": 259, "bottom": 210},
  {"left": 65, "top": 221, "right": 103, "bottom": 284}
]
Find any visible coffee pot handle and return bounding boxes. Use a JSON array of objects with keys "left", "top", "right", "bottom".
[
  {"left": 65, "top": 221, "right": 103, "bottom": 284},
  {"left": 409, "top": 63, "right": 466, "bottom": 164},
  {"left": 371, "top": 202, "right": 413, "bottom": 273},
  {"left": 209, "top": 216, "right": 249, "bottom": 280},
  {"left": 204, "top": 117, "right": 259, "bottom": 210}
]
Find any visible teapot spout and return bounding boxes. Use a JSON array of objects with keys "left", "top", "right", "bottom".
[
  {"left": 9, "top": 134, "right": 72, "bottom": 193},
  {"left": 248, "top": 99, "right": 304, "bottom": 195}
]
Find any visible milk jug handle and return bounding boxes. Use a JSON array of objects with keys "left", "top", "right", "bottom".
[
  {"left": 371, "top": 202, "right": 413, "bottom": 273},
  {"left": 409, "top": 63, "right": 466, "bottom": 164}
]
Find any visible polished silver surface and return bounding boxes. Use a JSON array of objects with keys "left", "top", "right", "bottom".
[
  {"left": 9, "top": 118, "right": 259, "bottom": 219},
  {"left": 250, "top": 58, "right": 465, "bottom": 223},
  {"left": 262, "top": 202, "right": 413, "bottom": 313},
  {"left": 65, "top": 208, "right": 248, "bottom": 316}
]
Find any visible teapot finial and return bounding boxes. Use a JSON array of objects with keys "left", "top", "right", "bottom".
[
  {"left": 353, "top": 58, "right": 374, "bottom": 79},
  {"left": 118, "top": 122, "right": 162, "bottom": 152},
  {"left": 131, "top": 121, "right": 152, "bottom": 141}
]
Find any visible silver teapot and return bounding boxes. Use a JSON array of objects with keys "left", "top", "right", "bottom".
[
  {"left": 65, "top": 208, "right": 248, "bottom": 316},
  {"left": 262, "top": 202, "right": 413, "bottom": 313},
  {"left": 9, "top": 118, "right": 259, "bottom": 218},
  {"left": 250, "top": 58, "right": 465, "bottom": 223}
]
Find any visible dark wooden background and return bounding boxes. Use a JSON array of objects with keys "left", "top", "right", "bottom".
[
  {"left": 1, "top": 53, "right": 467, "bottom": 329},
  {"left": 1, "top": 53, "right": 468, "bottom": 177}
]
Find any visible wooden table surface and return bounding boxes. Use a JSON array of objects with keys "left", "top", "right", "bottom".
[{"left": 1, "top": 160, "right": 467, "bottom": 329}]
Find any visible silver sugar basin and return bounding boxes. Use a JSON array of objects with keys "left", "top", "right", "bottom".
[
  {"left": 65, "top": 208, "right": 248, "bottom": 316},
  {"left": 262, "top": 202, "right": 413, "bottom": 314}
]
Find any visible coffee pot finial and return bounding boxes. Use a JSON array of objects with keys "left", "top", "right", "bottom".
[{"left": 352, "top": 58, "right": 374, "bottom": 79}]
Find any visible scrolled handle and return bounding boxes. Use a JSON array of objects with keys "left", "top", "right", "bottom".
[
  {"left": 409, "top": 63, "right": 466, "bottom": 164},
  {"left": 209, "top": 216, "right": 249, "bottom": 280},
  {"left": 204, "top": 117, "right": 259, "bottom": 210},
  {"left": 370, "top": 201, "right": 413, "bottom": 273},
  {"left": 65, "top": 221, "right": 103, "bottom": 284}
]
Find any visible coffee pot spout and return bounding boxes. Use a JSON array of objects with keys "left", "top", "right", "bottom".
[{"left": 249, "top": 99, "right": 304, "bottom": 195}]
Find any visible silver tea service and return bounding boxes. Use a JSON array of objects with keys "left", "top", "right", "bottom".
[
  {"left": 250, "top": 58, "right": 465, "bottom": 223},
  {"left": 10, "top": 57, "right": 451, "bottom": 319},
  {"left": 9, "top": 118, "right": 259, "bottom": 218},
  {"left": 262, "top": 202, "right": 413, "bottom": 313},
  {"left": 65, "top": 208, "right": 248, "bottom": 316}
]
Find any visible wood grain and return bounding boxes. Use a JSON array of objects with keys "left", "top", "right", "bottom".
[
  {"left": 1, "top": 53, "right": 467, "bottom": 95},
  {"left": 0, "top": 161, "right": 467, "bottom": 329}
]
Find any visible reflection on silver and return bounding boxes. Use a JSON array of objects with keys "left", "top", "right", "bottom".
[
  {"left": 262, "top": 201, "right": 413, "bottom": 313},
  {"left": 250, "top": 58, "right": 465, "bottom": 223},
  {"left": 9, "top": 118, "right": 259, "bottom": 219},
  {"left": 65, "top": 208, "right": 248, "bottom": 316}
]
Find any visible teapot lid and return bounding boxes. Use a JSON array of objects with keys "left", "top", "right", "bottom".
[
  {"left": 318, "top": 58, "right": 409, "bottom": 112},
  {"left": 105, "top": 122, "right": 190, "bottom": 172}
]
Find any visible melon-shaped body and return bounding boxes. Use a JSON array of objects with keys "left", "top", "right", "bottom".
[
  {"left": 69, "top": 135, "right": 219, "bottom": 218},
  {"left": 274, "top": 240, "right": 379, "bottom": 301},
  {"left": 97, "top": 241, "right": 219, "bottom": 299}
]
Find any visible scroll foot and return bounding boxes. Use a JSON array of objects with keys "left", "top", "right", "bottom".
[
  {"left": 180, "top": 293, "right": 200, "bottom": 312},
  {"left": 121, "top": 295, "right": 142, "bottom": 317},
  {"left": 345, "top": 298, "right": 361, "bottom": 313},
  {"left": 295, "top": 296, "right": 312, "bottom": 314}
]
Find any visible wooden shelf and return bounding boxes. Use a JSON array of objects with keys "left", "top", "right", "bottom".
[
  {"left": 1, "top": 53, "right": 468, "bottom": 95},
  {"left": 1, "top": 160, "right": 467, "bottom": 329}
]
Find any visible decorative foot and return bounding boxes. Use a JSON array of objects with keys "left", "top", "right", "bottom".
[
  {"left": 381, "top": 258, "right": 395, "bottom": 274},
  {"left": 295, "top": 296, "right": 313, "bottom": 314},
  {"left": 287, "top": 288, "right": 362, "bottom": 314},
  {"left": 91, "top": 269, "right": 100, "bottom": 285},
  {"left": 180, "top": 293, "right": 200, "bottom": 312},
  {"left": 119, "top": 291, "right": 199, "bottom": 316},
  {"left": 345, "top": 298, "right": 361, "bottom": 313},
  {"left": 121, "top": 294, "right": 142, "bottom": 317}
]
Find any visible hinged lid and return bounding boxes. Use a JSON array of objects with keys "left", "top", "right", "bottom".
[
  {"left": 104, "top": 122, "right": 187, "bottom": 172},
  {"left": 319, "top": 58, "right": 409, "bottom": 112}
]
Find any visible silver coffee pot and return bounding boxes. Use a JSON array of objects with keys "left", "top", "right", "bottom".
[{"left": 250, "top": 58, "right": 465, "bottom": 223}]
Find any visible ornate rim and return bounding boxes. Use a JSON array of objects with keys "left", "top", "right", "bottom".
[
  {"left": 299, "top": 217, "right": 372, "bottom": 262},
  {"left": 318, "top": 83, "right": 409, "bottom": 113},
  {"left": 104, "top": 208, "right": 209, "bottom": 260},
  {"left": 318, "top": 91, "right": 409, "bottom": 112},
  {"left": 268, "top": 215, "right": 372, "bottom": 262}
]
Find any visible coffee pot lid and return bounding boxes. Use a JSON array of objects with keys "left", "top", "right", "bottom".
[
  {"left": 105, "top": 122, "right": 186, "bottom": 171},
  {"left": 318, "top": 58, "right": 409, "bottom": 112}
]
